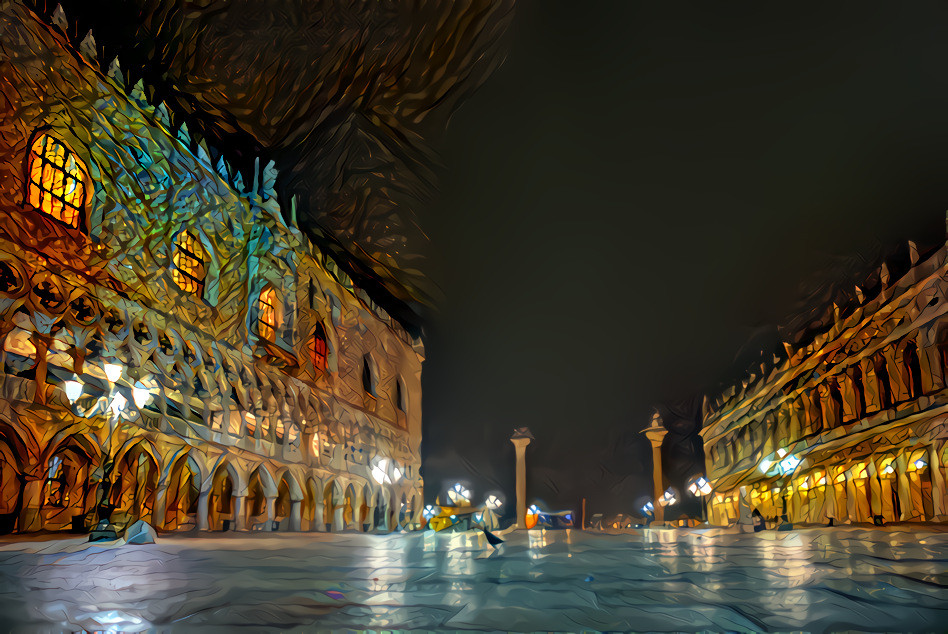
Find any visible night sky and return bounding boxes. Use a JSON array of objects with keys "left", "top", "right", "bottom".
[
  {"left": 420, "top": 1, "right": 948, "bottom": 519},
  {"left": 48, "top": 0, "right": 948, "bottom": 520}
]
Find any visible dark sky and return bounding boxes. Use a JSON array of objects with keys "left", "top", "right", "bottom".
[
  {"left": 49, "top": 0, "right": 948, "bottom": 519},
  {"left": 419, "top": 1, "right": 948, "bottom": 518}
]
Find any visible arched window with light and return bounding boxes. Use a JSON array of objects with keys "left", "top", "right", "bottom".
[
  {"left": 257, "top": 285, "right": 279, "bottom": 342},
  {"left": 171, "top": 230, "right": 208, "bottom": 297},
  {"left": 26, "top": 133, "right": 91, "bottom": 231},
  {"left": 311, "top": 323, "right": 328, "bottom": 373}
]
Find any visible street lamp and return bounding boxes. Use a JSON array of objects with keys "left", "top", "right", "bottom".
[
  {"left": 447, "top": 483, "right": 471, "bottom": 506},
  {"left": 660, "top": 487, "right": 678, "bottom": 507},
  {"left": 687, "top": 475, "right": 712, "bottom": 523}
]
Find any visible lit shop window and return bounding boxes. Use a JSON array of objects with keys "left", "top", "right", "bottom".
[
  {"left": 257, "top": 286, "right": 278, "bottom": 342},
  {"left": 171, "top": 230, "right": 207, "bottom": 296},
  {"left": 27, "top": 134, "right": 90, "bottom": 230}
]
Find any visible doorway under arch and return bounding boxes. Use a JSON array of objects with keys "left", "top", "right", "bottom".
[
  {"left": 208, "top": 462, "right": 236, "bottom": 531},
  {"left": 164, "top": 455, "right": 200, "bottom": 531},
  {"left": 111, "top": 442, "right": 159, "bottom": 528}
]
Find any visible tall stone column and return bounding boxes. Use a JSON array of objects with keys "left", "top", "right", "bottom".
[
  {"left": 197, "top": 487, "right": 210, "bottom": 531},
  {"left": 927, "top": 443, "right": 946, "bottom": 519},
  {"left": 896, "top": 453, "right": 912, "bottom": 521},
  {"left": 266, "top": 496, "right": 276, "bottom": 531},
  {"left": 642, "top": 412, "right": 668, "bottom": 525},
  {"left": 18, "top": 474, "right": 45, "bottom": 532},
  {"left": 233, "top": 494, "right": 246, "bottom": 531},
  {"left": 510, "top": 427, "right": 534, "bottom": 529},
  {"left": 152, "top": 483, "right": 169, "bottom": 529},
  {"left": 867, "top": 459, "right": 883, "bottom": 519},
  {"left": 289, "top": 499, "right": 302, "bottom": 531}
]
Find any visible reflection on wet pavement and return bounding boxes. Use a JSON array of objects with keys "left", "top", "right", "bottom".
[{"left": 0, "top": 527, "right": 945, "bottom": 631}]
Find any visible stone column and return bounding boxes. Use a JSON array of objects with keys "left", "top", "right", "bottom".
[
  {"left": 333, "top": 505, "right": 344, "bottom": 532},
  {"left": 867, "top": 459, "right": 883, "bottom": 519},
  {"left": 642, "top": 414, "right": 668, "bottom": 525},
  {"left": 510, "top": 428, "right": 534, "bottom": 529},
  {"left": 896, "top": 453, "right": 912, "bottom": 521},
  {"left": 845, "top": 469, "right": 858, "bottom": 523},
  {"left": 927, "top": 443, "right": 946, "bottom": 519},
  {"left": 289, "top": 499, "right": 302, "bottom": 532},
  {"left": 313, "top": 502, "right": 324, "bottom": 532},
  {"left": 18, "top": 474, "right": 45, "bottom": 532},
  {"left": 197, "top": 487, "right": 210, "bottom": 531},
  {"left": 233, "top": 494, "right": 246, "bottom": 531},
  {"left": 152, "top": 483, "right": 169, "bottom": 529},
  {"left": 266, "top": 496, "right": 276, "bottom": 531}
]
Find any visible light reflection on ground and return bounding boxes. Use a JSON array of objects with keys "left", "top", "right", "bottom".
[{"left": 0, "top": 526, "right": 944, "bottom": 631}]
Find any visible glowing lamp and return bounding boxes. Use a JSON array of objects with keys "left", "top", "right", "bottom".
[
  {"left": 759, "top": 459, "right": 772, "bottom": 473},
  {"left": 914, "top": 458, "right": 928, "bottom": 470},
  {"left": 104, "top": 363, "right": 122, "bottom": 383},
  {"left": 109, "top": 392, "right": 127, "bottom": 416},
  {"left": 63, "top": 380, "right": 83, "bottom": 403},
  {"left": 422, "top": 505, "right": 438, "bottom": 520},
  {"left": 777, "top": 448, "right": 788, "bottom": 458},
  {"left": 132, "top": 387, "right": 151, "bottom": 409},
  {"left": 485, "top": 495, "right": 502, "bottom": 509},
  {"left": 883, "top": 465, "right": 895, "bottom": 475},
  {"left": 392, "top": 466, "right": 402, "bottom": 481},
  {"left": 660, "top": 487, "right": 678, "bottom": 506}
]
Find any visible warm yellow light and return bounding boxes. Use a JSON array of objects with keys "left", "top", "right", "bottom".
[
  {"left": 258, "top": 287, "right": 277, "bottom": 341},
  {"left": 172, "top": 230, "right": 207, "bottom": 295},
  {"left": 27, "top": 134, "right": 88, "bottom": 229}
]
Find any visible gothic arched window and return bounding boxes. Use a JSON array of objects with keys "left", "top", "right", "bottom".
[
  {"left": 171, "top": 230, "right": 207, "bottom": 296},
  {"left": 257, "top": 286, "right": 279, "bottom": 342},
  {"left": 26, "top": 133, "right": 90, "bottom": 230},
  {"left": 311, "top": 323, "right": 328, "bottom": 372}
]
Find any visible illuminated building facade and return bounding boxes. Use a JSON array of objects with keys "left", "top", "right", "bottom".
[
  {"left": 702, "top": 239, "right": 948, "bottom": 526},
  {"left": 0, "top": 2, "right": 423, "bottom": 534}
]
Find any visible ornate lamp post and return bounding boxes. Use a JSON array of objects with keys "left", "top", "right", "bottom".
[
  {"left": 510, "top": 427, "right": 534, "bottom": 529},
  {"left": 642, "top": 411, "right": 668, "bottom": 526}
]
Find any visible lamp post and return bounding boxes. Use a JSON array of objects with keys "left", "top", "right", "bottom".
[
  {"left": 510, "top": 427, "right": 534, "bottom": 529},
  {"left": 687, "top": 475, "right": 713, "bottom": 523},
  {"left": 642, "top": 412, "right": 668, "bottom": 526}
]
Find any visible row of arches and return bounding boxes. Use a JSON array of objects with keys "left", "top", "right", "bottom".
[
  {"left": 710, "top": 445, "right": 946, "bottom": 525},
  {"left": 0, "top": 423, "right": 420, "bottom": 534},
  {"left": 711, "top": 336, "right": 942, "bottom": 469}
]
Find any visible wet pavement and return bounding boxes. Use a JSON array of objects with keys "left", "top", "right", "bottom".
[{"left": 0, "top": 526, "right": 945, "bottom": 631}]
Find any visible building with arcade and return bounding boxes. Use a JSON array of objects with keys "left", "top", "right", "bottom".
[
  {"left": 0, "top": 1, "right": 423, "bottom": 534},
  {"left": 702, "top": 238, "right": 948, "bottom": 526}
]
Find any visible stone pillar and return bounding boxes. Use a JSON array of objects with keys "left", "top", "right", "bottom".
[
  {"left": 896, "top": 453, "right": 912, "bottom": 521},
  {"left": 927, "top": 443, "right": 946, "bottom": 519},
  {"left": 152, "top": 483, "right": 169, "bottom": 529},
  {"left": 333, "top": 505, "right": 344, "bottom": 532},
  {"left": 867, "top": 459, "right": 883, "bottom": 518},
  {"left": 18, "top": 474, "right": 45, "bottom": 532},
  {"left": 510, "top": 427, "right": 534, "bottom": 529},
  {"left": 642, "top": 414, "right": 668, "bottom": 526},
  {"left": 289, "top": 499, "right": 302, "bottom": 532},
  {"left": 197, "top": 487, "right": 210, "bottom": 531},
  {"left": 233, "top": 494, "right": 246, "bottom": 531},
  {"left": 845, "top": 469, "right": 858, "bottom": 523},
  {"left": 266, "top": 496, "right": 276, "bottom": 531},
  {"left": 313, "top": 503, "right": 324, "bottom": 532}
]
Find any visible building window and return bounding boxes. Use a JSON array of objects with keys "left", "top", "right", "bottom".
[
  {"left": 312, "top": 323, "right": 328, "bottom": 372},
  {"left": 43, "top": 455, "right": 65, "bottom": 507},
  {"left": 257, "top": 286, "right": 278, "bottom": 342},
  {"left": 26, "top": 133, "right": 90, "bottom": 230},
  {"left": 396, "top": 378, "right": 406, "bottom": 412},
  {"left": 171, "top": 230, "right": 207, "bottom": 296},
  {"left": 362, "top": 355, "right": 376, "bottom": 396}
]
